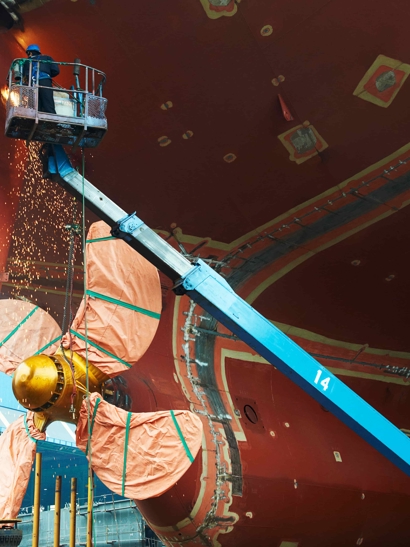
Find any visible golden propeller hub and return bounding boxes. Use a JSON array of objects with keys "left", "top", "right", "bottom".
[
  {"left": 12, "top": 354, "right": 59, "bottom": 410},
  {"left": 12, "top": 349, "right": 109, "bottom": 432}
]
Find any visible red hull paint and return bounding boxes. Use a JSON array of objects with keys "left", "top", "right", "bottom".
[
  {"left": 1, "top": 1, "right": 410, "bottom": 545},
  {"left": 124, "top": 280, "right": 410, "bottom": 546},
  {"left": 0, "top": 35, "right": 26, "bottom": 282}
]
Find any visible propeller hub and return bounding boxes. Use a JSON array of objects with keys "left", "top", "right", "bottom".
[
  {"left": 12, "top": 355, "right": 59, "bottom": 410},
  {"left": 12, "top": 349, "right": 109, "bottom": 431}
]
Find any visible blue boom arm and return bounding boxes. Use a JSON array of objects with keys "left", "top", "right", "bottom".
[{"left": 46, "top": 144, "right": 410, "bottom": 476}]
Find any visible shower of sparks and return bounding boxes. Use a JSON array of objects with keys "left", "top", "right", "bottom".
[{"left": 8, "top": 142, "right": 83, "bottom": 303}]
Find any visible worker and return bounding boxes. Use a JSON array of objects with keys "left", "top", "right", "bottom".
[{"left": 23, "top": 44, "right": 60, "bottom": 114}]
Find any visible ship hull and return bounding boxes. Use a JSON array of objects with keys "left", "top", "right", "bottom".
[{"left": 1, "top": 1, "right": 410, "bottom": 545}]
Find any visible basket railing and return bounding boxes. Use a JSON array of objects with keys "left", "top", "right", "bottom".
[{"left": 5, "top": 58, "right": 107, "bottom": 121}]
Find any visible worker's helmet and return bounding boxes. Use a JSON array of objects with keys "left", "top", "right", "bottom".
[{"left": 26, "top": 44, "right": 41, "bottom": 54}]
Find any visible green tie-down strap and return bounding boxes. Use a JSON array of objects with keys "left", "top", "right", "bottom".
[
  {"left": 86, "top": 236, "right": 117, "bottom": 244},
  {"left": 86, "top": 290, "right": 160, "bottom": 320},
  {"left": 70, "top": 329, "right": 132, "bottom": 369},
  {"left": 34, "top": 335, "right": 62, "bottom": 355},
  {"left": 170, "top": 410, "right": 194, "bottom": 463},
  {"left": 0, "top": 306, "right": 39, "bottom": 348},
  {"left": 86, "top": 397, "right": 101, "bottom": 457},
  {"left": 122, "top": 412, "right": 132, "bottom": 496},
  {"left": 24, "top": 414, "right": 39, "bottom": 444}
]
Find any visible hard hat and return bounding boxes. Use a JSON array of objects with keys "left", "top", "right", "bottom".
[{"left": 26, "top": 44, "right": 40, "bottom": 54}]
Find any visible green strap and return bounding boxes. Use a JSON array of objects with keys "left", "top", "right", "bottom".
[
  {"left": 86, "top": 397, "right": 101, "bottom": 457},
  {"left": 24, "top": 414, "right": 38, "bottom": 444},
  {"left": 122, "top": 412, "right": 132, "bottom": 496},
  {"left": 34, "top": 335, "right": 61, "bottom": 355},
  {"left": 86, "top": 236, "right": 117, "bottom": 244},
  {"left": 170, "top": 410, "right": 194, "bottom": 463},
  {"left": 0, "top": 306, "right": 39, "bottom": 348},
  {"left": 70, "top": 329, "right": 131, "bottom": 368},
  {"left": 86, "top": 290, "right": 160, "bottom": 320}
]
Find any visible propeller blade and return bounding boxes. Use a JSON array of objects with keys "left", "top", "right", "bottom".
[
  {"left": 0, "top": 299, "right": 61, "bottom": 376},
  {"left": 62, "top": 221, "right": 162, "bottom": 377},
  {"left": 76, "top": 393, "right": 203, "bottom": 500},
  {"left": 0, "top": 412, "right": 45, "bottom": 519}
]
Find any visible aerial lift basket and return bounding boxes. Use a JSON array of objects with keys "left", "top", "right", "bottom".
[{"left": 4, "top": 59, "right": 107, "bottom": 148}]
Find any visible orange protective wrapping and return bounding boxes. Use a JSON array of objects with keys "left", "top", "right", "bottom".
[
  {"left": 62, "top": 221, "right": 161, "bottom": 377},
  {"left": 0, "top": 299, "right": 61, "bottom": 375},
  {"left": 0, "top": 412, "right": 45, "bottom": 519},
  {"left": 76, "top": 393, "right": 203, "bottom": 500}
]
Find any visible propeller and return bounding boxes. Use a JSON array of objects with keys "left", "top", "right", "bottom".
[
  {"left": 0, "top": 412, "right": 45, "bottom": 520},
  {"left": 0, "top": 221, "right": 203, "bottom": 519},
  {"left": 0, "top": 299, "right": 60, "bottom": 519},
  {"left": 0, "top": 298, "right": 61, "bottom": 376}
]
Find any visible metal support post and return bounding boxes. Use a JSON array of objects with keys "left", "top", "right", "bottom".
[
  {"left": 53, "top": 476, "right": 62, "bottom": 547},
  {"left": 32, "top": 453, "right": 42, "bottom": 547},
  {"left": 86, "top": 473, "right": 93, "bottom": 547},
  {"left": 69, "top": 478, "right": 77, "bottom": 547}
]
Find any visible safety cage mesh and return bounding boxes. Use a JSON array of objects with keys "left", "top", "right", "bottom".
[
  {"left": 6, "top": 84, "right": 36, "bottom": 115},
  {"left": 87, "top": 95, "right": 107, "bottom": 120}
]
